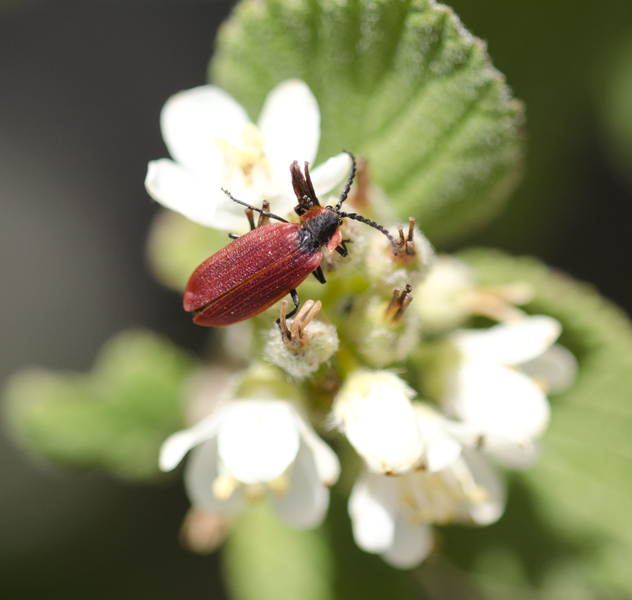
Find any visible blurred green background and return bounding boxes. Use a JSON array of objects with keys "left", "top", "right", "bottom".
[{"left": 1, "top": 0, "right": 632, "bottom": 598}]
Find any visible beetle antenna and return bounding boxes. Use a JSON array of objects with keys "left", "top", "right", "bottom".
[
  {"left": 221, "top": 188, "right": 288, "bottom": 223},
  {"left": 339, "top": 211, "right": 398, "bottom": 255},
  {"left": 335, "top": 150, "right": 357, "bottom": 211}
]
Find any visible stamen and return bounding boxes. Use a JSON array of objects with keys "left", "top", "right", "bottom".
[
  {"left": 395, "top": 217, "right": 417, "bottom": 257},
  {"left": 212, "top": 473, "right": 240, "bottom": 501},
  {"left": 385, "top": 285, "right": 413, "bottom": 323},
  {"left": 214, "top": 124, "right": 269, "bottom": 187},
  {"left": 279, "top": 299, "right": 323, "bottom": 350}
]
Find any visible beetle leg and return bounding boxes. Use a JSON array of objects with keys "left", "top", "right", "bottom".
[
  {"left": 335, "top": 239, "right": 352, "bottom": 257},
  {"left": 311, "top": 266, "right": 326, "bottom": 284},
  {"left": 228, "top": 233, "right": 240, "bottom": 239}
]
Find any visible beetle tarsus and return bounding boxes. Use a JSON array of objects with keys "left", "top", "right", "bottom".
[
  {"left": 312, "top": 266, "right": 326, "bottom": 284},
  {"left": 228, "top": 233, "right": 240, "bottom": 239}
]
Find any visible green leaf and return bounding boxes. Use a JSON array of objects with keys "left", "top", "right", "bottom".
[
  {"left": 3, "top": 329, "right": 198, "bottom": 479},
  {"left": 223, "top": 502, "right": 334, "bottom": 600},
  {"left": 447, "top": 248, "right": 632, "bottom": 598},
  {"left": 210, "top": 0, "right": 524, "bottom": 245}
]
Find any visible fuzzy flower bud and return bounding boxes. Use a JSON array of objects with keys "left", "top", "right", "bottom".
[
  {"left": 263, "top": 300, "right": 339, "bottom": 379},
  {"left": 364, "top": 221, "right": 434, "bottom": 292},
  {"left": 346, "top": 289, "right": 421, "bottom": 367}
]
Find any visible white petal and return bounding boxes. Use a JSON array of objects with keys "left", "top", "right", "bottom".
[
  {"left": 184, "top": 438, "right": 245, "bottom": 515},
  {"left": 447, "top": 363, "right": 551, "bottom": 441},
  {"left": 310, "top": 153, "right": 353, "bottom": 197},
  {"left": 271, "top": 442, "right": 329, "bottom": 529},
  {"left": 518, "top": 344, "right": 577, "bottom": 395},
  {"left": 348, "top": 474, "right": 399, "bottom": 553},
  {"left": 414, "top": 404, "right": 462, "bottom": 472},
  {"left": 212, "top": 186, "right": 270, "bottom": 233},
  {"left": 217, "top": 401, "right": 300, "bottom": 484},
  {"left": 461, "top": 450, "right": 505, "bottom": 525},
  {"left": 292, "top": 411, "right": 340, "bottom": 486},
  {"left": 442, "top": 420, "right": 541, "bottom": 470},
  {"left": 258, "top": 80, "right": 320, "bottom": 181},
  {"left": 452, "top": 316, "right": 562, "bottom": 366},
  {"left": 145, "top": 159, "right": 223, "bottom": 228},
  {"left": 159, "top": 406, "right": 226, "bottom": 471},
  {"left": 482, "top": 437, "right": 541, "bottom": 470},
  {"left": 334, "top": 371, "right": 424, "bottom": 475},
  {"left": 161, "top": 85, "right": 249, "bottom": 174},
  {"left": 382, "top": 518, "right": 433, "bottom": 569}
]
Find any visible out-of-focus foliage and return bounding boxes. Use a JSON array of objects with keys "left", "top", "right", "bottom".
[
  {"left": 441, "top": 248, "right": 632, "bottom": 599},
  {"left": 3, "top": 330, "right": 197, "bottom": 479},
  {"left": 223, "top": 502, "right": 334, "bottom": 600},
  {"left": 211, "top": 0, "right": 524, "bottom": 245},
  {"left": 598, "top": 37, "right": 632, "bottom": 192},
  {"left": 147, "top": 210, "right": 229, "bottom": 292}
]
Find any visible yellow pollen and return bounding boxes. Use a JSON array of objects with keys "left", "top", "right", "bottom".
[
  {"left": 212, "top": 473, "right": 240, "bottom": 501},
  {"left": 215, "top": 124, "right": 269, "bottom": 187},
  {"left": 243, "top": 483, "right": 267, "bottom": 503},
  {"left": 267, "top": 473, "right": 290, "bottom": 497}
]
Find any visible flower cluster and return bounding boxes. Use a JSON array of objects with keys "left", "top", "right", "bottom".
[{"left": 149, "top": 80, "right": 576, "bottom": 568}]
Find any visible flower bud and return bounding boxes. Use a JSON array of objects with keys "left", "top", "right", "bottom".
[
  {"left": 346, "top": 289, "right": 421, "bottom": 367},
  {"left": 364, "top": 222, "right": 434, "bottom": 292},
  {"left": 263, "top": 300, "right": 339, "bottom": 379}
]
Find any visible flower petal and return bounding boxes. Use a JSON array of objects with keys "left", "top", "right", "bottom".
[
  {"left": 334, "top": 371, "right": 424, "bottom": 475},
  {"left": 452, "top": 315, "right": 562, "bottom": 366},
  {"left": 258, "top": 80, "right": 320, "bottom": 181},
  {"left": 161, "top": 85, "right": 249, "bottom": 174},
  {"left": 382, "top": 518, "right": 433, "bottom": 569},
  {"left": 159, "top": 406, "right": 226, "bottom": 471},
  {"left": 414, "top": 404, "right": 462, "bottom": 472},
  {"left": 217, "top": 401, "right": 300, "bottom": 484},
  {"left": 518, "top": 343, "right": 577, "bottom": 394},
  {"left": 460, "top": 450, "right": 505, "bottom": 525},
  {"left": 446, "top": 363, "right": 551, "bottom": 441},
  {"left": 309, "top": 153, "right": 353, "bottom": 198},
  {"left": 184, "top": 438, "right": 245, "bottom": 515},
  {"left": 348, "top": 473, "right": 399, "bottom": 553},
  {"left": 292, "top": 411, "right": 340, "bottom": 486},
  {"left": 145, "top": 159, "right": 224, "bottom": 228},
  {"left": 271, "top": 442, "right": 330, "bottom": 529}
]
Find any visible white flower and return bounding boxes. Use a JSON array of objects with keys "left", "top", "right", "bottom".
[
  {"left": 145, "top": 79, "right": 352, "bottom": 232},
  {"left": 443, "top": 315, "right": 576, "bottom": 467},
  {"left": 414, "top": 255, "right": 533, "bottom": 334},
  {"left": 348, "top": 403, "right": 504, "bottom": 569},
  {"left": 160, "top": 399, "right": 340, "bottom": 529},
  {"left": 332, "top": 370, "right": 426, "bottom": 475}
]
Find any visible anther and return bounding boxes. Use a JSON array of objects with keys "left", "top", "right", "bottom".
[
  {"left": 279, "top": 299, "right": 322, "bottom": 350},
  {"left": 384, "top": 284, "right": 413, "bottom": 322},
  {"left": 257, "top": 200, "right": 271, "bottom": 228},
  {"left": 395, "top": 217, "right": 417, "bottom": 257}
]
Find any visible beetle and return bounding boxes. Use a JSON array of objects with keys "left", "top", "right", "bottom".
[{"left": 183, "top": 151, "right": 398, "bottom": 327}]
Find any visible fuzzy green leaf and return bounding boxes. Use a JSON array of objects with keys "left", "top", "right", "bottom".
[
  {"left": 449, "top": 248, "right": 632, "bottom": 598},
  {"left": 211, "top": 0, "right": 524, "bottom": 244},
  {"left": 3, "top": 330, "right": 197, "bottom": 479},
  {"left": 223, "top": 502, "right": 334, "bottom": 600}
]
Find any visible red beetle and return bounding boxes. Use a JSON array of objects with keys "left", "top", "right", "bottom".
[{"left": 184, "top": 151, "right": 397, "bottom": 327}]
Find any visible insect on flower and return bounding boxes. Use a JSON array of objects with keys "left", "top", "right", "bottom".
[{"left": 183, "top": 151, "right": 399, "bottom": 327}]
